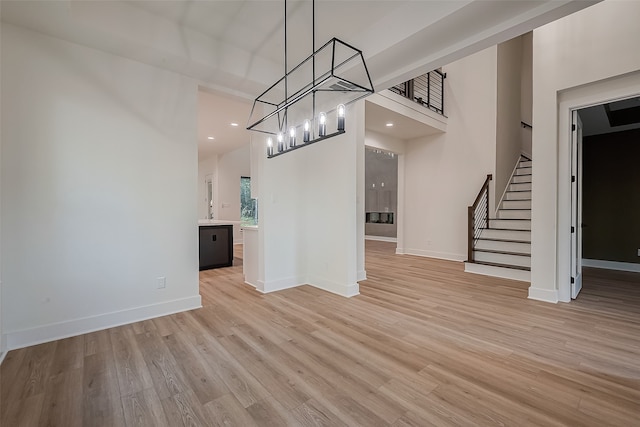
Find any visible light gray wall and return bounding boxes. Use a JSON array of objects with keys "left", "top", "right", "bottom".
[
  {"left": 495, "top": 36, "right": 524, "bottom": 211},
  {"left": 257, "top": 102, "right": 363, "bottom": 296},
  {"left": 198, "top": 155, "right": 217, "bottom": 219},
  {"left": 1, "top": 24, "right": 200, "bottom": 348},
  {"left": 520, "top": 32, "right": 533, "bottom": 158},
  {"left": 402, "top": 46, "right": 497, "bottom": 261},
  {"left": 531, "top": 0, "right": 640, "bottom": 302},
  {"left": 217, "top": 145, "right": 251, "bottom": 221}
]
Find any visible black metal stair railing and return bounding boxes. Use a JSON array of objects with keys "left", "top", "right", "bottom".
[
  {"left": 389, "top": 70, "right": 446, "bottom": 115},
  {"left": 468, "top": 174, "right": 492, "bottom": 263}
]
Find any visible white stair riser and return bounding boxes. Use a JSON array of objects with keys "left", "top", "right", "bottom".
[
  {"left": 475, "top": 240, "right": 531, "bottom": 254},
  {"left": 509, "top": 182, "right": 531, "bottom": 191},
  {"left": 479, "top": 228, "right": 531, "bottom": 240},
  {"left": 498, "top": 209, "right": 531, "bottom": 219},
  {"left": 519, "top": 161, "right": 532, "bottom": 168},
  {"left": 501, "top": 200, "right": 531, "bottom": 210},
  {"left": 489, "top": 219, "right": 531, "bottom": 230},
  {"left": 465, "top": 262, "right": 531, "bottom": 282},
  {"left": 516, "top": 167, "right": 532, "bottom": 175},
  {"left": 505, "top": 191, "right": 531, "bottom": 200},
  {"left": 512, "top": 175, "right": 531, "bottom": 184},
  {"left": 474, "top": 251, "right": 531, "bottom": 268}
]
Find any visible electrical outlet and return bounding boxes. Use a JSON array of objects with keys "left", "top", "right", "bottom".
[{"left": 157, "top": 277, "right": 166, "bottom": 289}]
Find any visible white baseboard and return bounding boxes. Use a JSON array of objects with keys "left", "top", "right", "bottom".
[
  {"left": 399, "top": 248, "right": 466, "bottom": 262},
  {"left": 5, "top": 295, "right": 202, "bottom": 351},
  {"left": 259, "top": 275, "right": 360, "bottom": 298},
  {"left": 0, "top": 351, "right": 7, "bottom": 366},
  {"left": 582, "top": 259, "right": 640, "bottom": 273},
  {"left": 259, "top": 276, "right": 304, "bottom": 294},
  {"left": 357, "top": 269, "right": 367, "bottom": 282},
  {"left": 365, "top": 235, "right": 397, "bottom": 243},
  {"left": 308, "top": 274, "right": 360, "bottom": 297},
  {"left": 527, "top": 286, "right": 558, "bottom": 303}
]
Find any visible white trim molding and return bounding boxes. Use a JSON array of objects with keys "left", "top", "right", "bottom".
[
  {"left": 365, "top": 235, "right": 397, "bottom": 243},
  {"left": 308, "top": 275, "right": 360, "bottom": 298},
  {"left": 357, "top": 269, "right": 367, "bottom": 282},
  {"left": 528, "top": 287, "right": 558, "bottom": 303},
  {"left": 399, "top": 248, "right": 466, "bottom": 262},
  {"left": 582, "top": 259, "right": 640, "bottom": 273},
  {"left": 5, "top": 296, "right": 202, "bottom": 351},
  {"left": 258, "top": 276, "right": 304, "bottom": 294}
]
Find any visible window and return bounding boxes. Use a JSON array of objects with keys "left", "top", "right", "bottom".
[{"left": 240, "top": 176, "right": 258, "bottom": 226}]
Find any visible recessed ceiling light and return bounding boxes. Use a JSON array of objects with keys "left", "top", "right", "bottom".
[
  {"left": 230, "top": 122, "right": 239, "bottom": 127},
  {"left": 207, "top": 136, "right": 215, "bottom": 140},
  {"left": 386, "top": 122, "right": 394, "bottom": 127}
]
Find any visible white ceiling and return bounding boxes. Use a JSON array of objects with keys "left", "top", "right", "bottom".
[
  {"left": 365, "top": 101, "right": 443, "bottom": 140},
  {"left": 1, "top": 0, "right": 599, "bottom": 156},
  {"left": 198, "top": 90, "right": 253, "bottom": 159}
]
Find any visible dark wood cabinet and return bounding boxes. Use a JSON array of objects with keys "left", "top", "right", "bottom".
[{"left": 199, "top": 225, "right": 233, "bottom": 270}]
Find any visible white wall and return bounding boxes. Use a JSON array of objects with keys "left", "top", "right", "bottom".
[
  {"left": 259, "top": 142, "right": 306, "bottom": 292},
  {"left": 531, "top": 0, "right": 640, "bottom": 302},
  {"left": 520, "top": 32, "right": 533, "bottom": 158},
  {"left": 365, "top": 130, "right": 406, "bottom": 155},
  {"left": 401, "top": 47, "right": 498, "bottom": 261},
  {"left": 1, "top": 24, "right": 201, "bottom": 349},
  {"left": 257, "top": 103, "right": 362, "bottom": 296},
  {"left": 0, "top": 16, "right": 4, "bottom": 358},
  {"left": 197, "top": 155, "right": 217, "bottom": 220},
  {"left": 495, "top": 36, "right": 524, "bottom": 210},
  {"left": 217, "top": 145, "right": 251, "bottom": 221}
]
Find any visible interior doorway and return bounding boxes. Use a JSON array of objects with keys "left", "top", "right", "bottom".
[
  {"left": 364, "top": 147, "right": 400, "bottom": 243},
  {"left": 570, "top": 96, "right": 640, "bottom": 299}
]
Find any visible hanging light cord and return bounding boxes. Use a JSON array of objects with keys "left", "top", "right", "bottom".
[
  {"left": 312, "top": 0, "right": 316, "bottom": 135},
  {"left": 284, "top": 0, "right": 288, "bottom": 132}
]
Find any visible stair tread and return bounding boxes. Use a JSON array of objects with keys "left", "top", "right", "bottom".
[
  {"left": 474, "top": 248, "right": 531, "bottom": 257},
  {"left": 506, "top": 190, "right": 532, "bottom": 193},
  {"left": 499, "top": 208, "right": 532, "bottom": 211},
  {"left": 480, "top": 227, "right": 531, "bottom": 232},
  {"left": 477, "top": 237, "right": 531, "bottom": 244},
  {"left": 468, "top": 260, "right": 531, "bottom": 271}
]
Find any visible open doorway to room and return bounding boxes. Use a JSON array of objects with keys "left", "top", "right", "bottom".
[
  {"left": 365, "top": 147, "right": 399, "bottom": 243},
  {"left": 197, "top": 88, "right": 253, "bottom": 290},
  {"left": 570, "top": 96, "right": 640, "bottom": 299}
]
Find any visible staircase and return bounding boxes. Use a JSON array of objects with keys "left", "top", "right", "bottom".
[{"left": 465, "top": 157, "right": 531, "bottom": 281}]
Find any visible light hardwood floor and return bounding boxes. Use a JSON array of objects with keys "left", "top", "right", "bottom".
[{"left": 2, "top": 241, "right": 639, "bottom": 426}]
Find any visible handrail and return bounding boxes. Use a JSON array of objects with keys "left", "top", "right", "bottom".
[{"left": 467, "top": 174, "right": 492, "bottom": 262}]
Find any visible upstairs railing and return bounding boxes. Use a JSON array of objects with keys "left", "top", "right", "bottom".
[
  {"left": 389, "top": 70, "right": 446, "bottom": 115},
  {"left": 467, "top": 174, "right": 492, "bottom": 262}
]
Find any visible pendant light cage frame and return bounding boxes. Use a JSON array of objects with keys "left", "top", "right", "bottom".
[{"left": 246, "top": 37, "right": 374, "bottom": 138}]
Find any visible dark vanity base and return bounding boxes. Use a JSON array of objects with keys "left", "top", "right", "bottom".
[{"left": 199, "top": 225, "right": 233, "bottom": 270}]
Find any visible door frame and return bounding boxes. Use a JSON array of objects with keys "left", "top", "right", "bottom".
[
  {"left": 556, "top": 73, "right": 640, "bottom": 302},
  {"left": 570, "top": 110, "right": 583, "bottom": 299}
]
